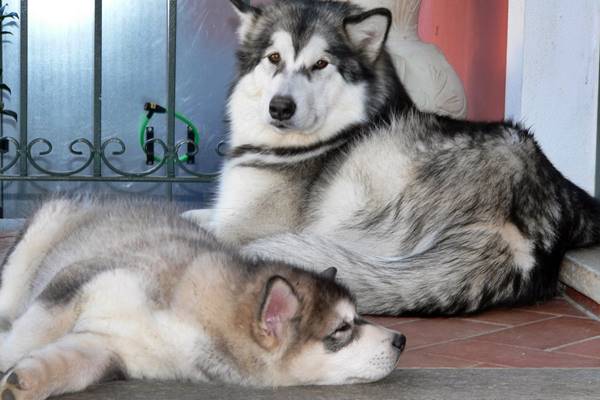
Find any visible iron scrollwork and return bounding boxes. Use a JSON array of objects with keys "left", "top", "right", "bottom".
[{"left": 0, "top": 135, "right": 221, "bottom": 182}]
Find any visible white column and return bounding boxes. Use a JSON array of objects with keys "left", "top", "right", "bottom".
[{"left": 505, "top": 0, "right": 600, "bottom": 194}]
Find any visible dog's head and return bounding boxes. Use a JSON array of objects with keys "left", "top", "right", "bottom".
[
  {"left": 251, "top": 267, "right": 405, "bottom": 386},
  {"left": 228, "top": 0, "right": 403, "bottom": 148}
]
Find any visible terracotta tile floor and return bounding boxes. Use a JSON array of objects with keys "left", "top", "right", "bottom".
[
  {"left": 366, "top": 298, "right": 600, "bottom": 368},
  {"left": 0, "top": 232, "right": 599, "bottom": 369}
]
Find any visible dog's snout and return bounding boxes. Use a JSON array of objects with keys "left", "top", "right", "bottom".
[
  {"left": 392, "top": 334, "right": 406, "bottom": 352},
  {"left": 269, "top": 96, "right": 296, "bottom": 121}
]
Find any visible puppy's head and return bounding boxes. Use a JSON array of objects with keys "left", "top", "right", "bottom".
[{"left": 252, "top": 267, "right": 405, "bottom": 386}]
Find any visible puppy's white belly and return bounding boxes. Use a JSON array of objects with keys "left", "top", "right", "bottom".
[{"left": 75, "top": 270, "right": 206, "bottom": 380}]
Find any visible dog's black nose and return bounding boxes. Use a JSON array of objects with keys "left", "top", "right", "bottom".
[
  {"left": 392, "top": 334, "right": 406, "bottom": 352},
  {"left": 269, "top": 96, "right": 296, "bottom": 121}
]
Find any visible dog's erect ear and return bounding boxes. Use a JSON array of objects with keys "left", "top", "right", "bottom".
[
  {"left": 344, "top": 8, "right": 392, "bottom": 63},
  {"left": 320, "top": 267, "right": 338, "bottom": 281},
  {"left": 257, "top": 276, "right": 299, "bottom": 347},
  {"left": 230, "top": 0, "right": 262, "bottom": 41}
]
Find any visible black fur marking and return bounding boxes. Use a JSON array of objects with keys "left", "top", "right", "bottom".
[
  {"left": 99, "top": 357, "right": 128, "bottom": 383},
  {"left": 230, "top": 0, "right": 261, "bottom": 17},
  {"left": 229, "top": 123, "right": 365, "bottom": 161},
  {"left": 39, "top": 261, "right": 114, "bottom": 305},
  {"left": 5, "top": 373, "right": 18, "bottom": 387},
  {"left": 320, "top": 267, "right": 338, "bottom": 281},
  {"left": 343, "top": 7, "right": 393, "bottom": 52},
  {"left": 324, "top": 323, "right": 361, "bottom": 353}
]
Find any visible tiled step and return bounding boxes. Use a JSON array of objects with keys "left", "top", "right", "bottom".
[
  {"left": 54, "top": 370, "right": 600, "bottom": 400},
  {"left": 561, "top": 248, "right": 600, "bottom": 309}
]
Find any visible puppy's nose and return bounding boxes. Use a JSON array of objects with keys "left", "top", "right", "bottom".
[
  {"left": 269, "top": 96, "right": 296, "bottom": 121},
  {"left": 392, "top": 334, "right": 406, "bottom": 352}
]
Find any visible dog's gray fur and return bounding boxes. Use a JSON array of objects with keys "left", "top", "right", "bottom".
[
  {"left": 185, "top": 0, "right": 600, "bottom": 316},
  {"left": 0, "top": 197, "right": 404, "bottom": 400}
]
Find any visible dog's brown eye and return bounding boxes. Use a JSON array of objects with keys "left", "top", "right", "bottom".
[
  {"left": 268, "top": 52, "right": 281, "bottom": 64},
  {"left": 314, "top": 59, "right": 329, "bottom": 70}
]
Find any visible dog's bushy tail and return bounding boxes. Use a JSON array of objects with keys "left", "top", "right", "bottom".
[
  {"left": 243, "top": 232, "right": 528, "bottom": 316},
  {"left": 566, "top": 180, "right": 600, "bottom": 248}
]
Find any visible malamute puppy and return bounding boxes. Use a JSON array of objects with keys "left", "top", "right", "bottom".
[
  {"left": 184, "top": 0, "right": 600, "bottom": 316},
  {"left": 0, "top": 198, "right": 405, "bottom": 400}
]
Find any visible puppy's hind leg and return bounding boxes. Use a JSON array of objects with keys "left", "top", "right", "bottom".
[
  {"left": 0, "top": 302, "right": 76, "bottom": 372},
  {"left": 0, "top": 332, "right": 121, "bottom": 400},
  {"left": 0, "top": 199, "right": 84, "bottom": 321}
]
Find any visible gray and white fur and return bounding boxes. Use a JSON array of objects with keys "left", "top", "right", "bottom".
[
  {"left": 0, "top": 197, "right": 405, "bottom": 400},
  {"left": 184, "top": 0, "right": 600, "bottom": 316}
]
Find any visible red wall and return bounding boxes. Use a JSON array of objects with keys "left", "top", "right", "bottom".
[{"left": 419, "top": 0, "right": 509, "bottom": 121}]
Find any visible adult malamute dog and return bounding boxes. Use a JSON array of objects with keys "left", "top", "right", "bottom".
[
  {"left": 185, "top": 0, "right": 600, "bottom": 316},
  {"left": 0, "top": 198, "right": 405, "bottom": 400}
]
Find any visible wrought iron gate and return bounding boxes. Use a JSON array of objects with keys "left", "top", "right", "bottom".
[{"left": 0, "top": 0, "right": 230, "bottom": 217}]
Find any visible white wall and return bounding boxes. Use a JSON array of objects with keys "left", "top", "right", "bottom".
[{"left": 505, "top": 0, "right": 600, "bottom": 195}]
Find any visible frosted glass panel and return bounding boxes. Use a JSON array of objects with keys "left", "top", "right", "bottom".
[
  {"left": 102, "top": 0, "right": 167, "bottom": 176},
  {"left": 28, "top": 0, "right": 94, "bottom": 174},
  {"left": 173, "top": 0, "right": 238, "bottom": 204}
]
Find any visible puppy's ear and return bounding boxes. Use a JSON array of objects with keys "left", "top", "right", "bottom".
[
  {"left": 256, "top": 276, "right": 299, "bottom": 349},
  {"left": 230, "top": 0, "right": 262, "bottom": 41},
  {"left": 320, "top": 267, "right": 338, "bottom": 281},
  {"left": 344, "top": 8, "right": 392, "bottom": 63}
]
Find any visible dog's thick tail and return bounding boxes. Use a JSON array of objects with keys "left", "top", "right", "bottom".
[
  {"left": 244, "top": 232, "right": 529, "bottom": 316},
  {"left": 564, "top": 180, "right": 600, "bottom": 248}
]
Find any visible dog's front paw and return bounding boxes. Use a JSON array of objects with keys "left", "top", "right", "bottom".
[{"left": 1, "top": 369, "right": 43, "bottom": 400}]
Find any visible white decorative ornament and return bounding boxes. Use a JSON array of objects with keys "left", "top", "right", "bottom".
[{"left": 339, "top": 0, "right": 468, "bottom": 119}]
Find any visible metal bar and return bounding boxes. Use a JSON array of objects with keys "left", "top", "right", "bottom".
[
  {"left": 145, "top": 126, "right": 155, "bottom": 165},
  {"left": 93, "top": 0, "right": 102, "bottom": 176},
  {"left": 166, "top": 0, "right": 177, "bottom": 200},
  {"left": 19, "top": 0, "right": 27, "bottom": 176},
  {"left": 0, "top": 175, "right": 216, "bottom": 183},
  {"left": 596, "top": 58, "right": 600, "bottom": 198},
  {"left": 0, "top": 6, "right": 4, "bottom": 218}
]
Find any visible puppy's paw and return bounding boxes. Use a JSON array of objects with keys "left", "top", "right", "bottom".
[{"left": 0, "top": 369, "right": 42, "bottom": 400}]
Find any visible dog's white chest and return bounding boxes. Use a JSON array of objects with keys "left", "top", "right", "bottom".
[{"left": 308, "top": 135, "right": 414, "bottom": 239}]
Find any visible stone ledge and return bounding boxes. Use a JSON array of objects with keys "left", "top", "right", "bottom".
[
  {"left": 561, "top": 248, "right": 600, "bottom": 306},
  {"left": 54, "top": 369, "right": 600, "bottom": 400}
]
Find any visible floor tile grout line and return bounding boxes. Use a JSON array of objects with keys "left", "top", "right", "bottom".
[
  {"left": 406, "top": 316, "right": 560, "bottom": 352},
  {"left": 454, "top": 318, "right": 511, "bottom": 328},
  {"left": 564, "top": 295, "right": 600, "bottom": 321},
  {"left": 387, "top": 320, "right": 421, "bottom": 329},
  {"left": 550, "top": 350, "right": 600, "bottom": 362},
  {"left": 471, "top": 337, "right": 600, "bottom": 361},
  {"left": 517, "top": 309, "right": 590, "bottom": 319},
  {"left": 545, "top": 335, "right": 600, "bottom": 352},
  {"left": 471, "top": 361, "right": 513, "bottom": 368},
  {"left": 459, "top": 313, "right": 568, "bottom": 329}
]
